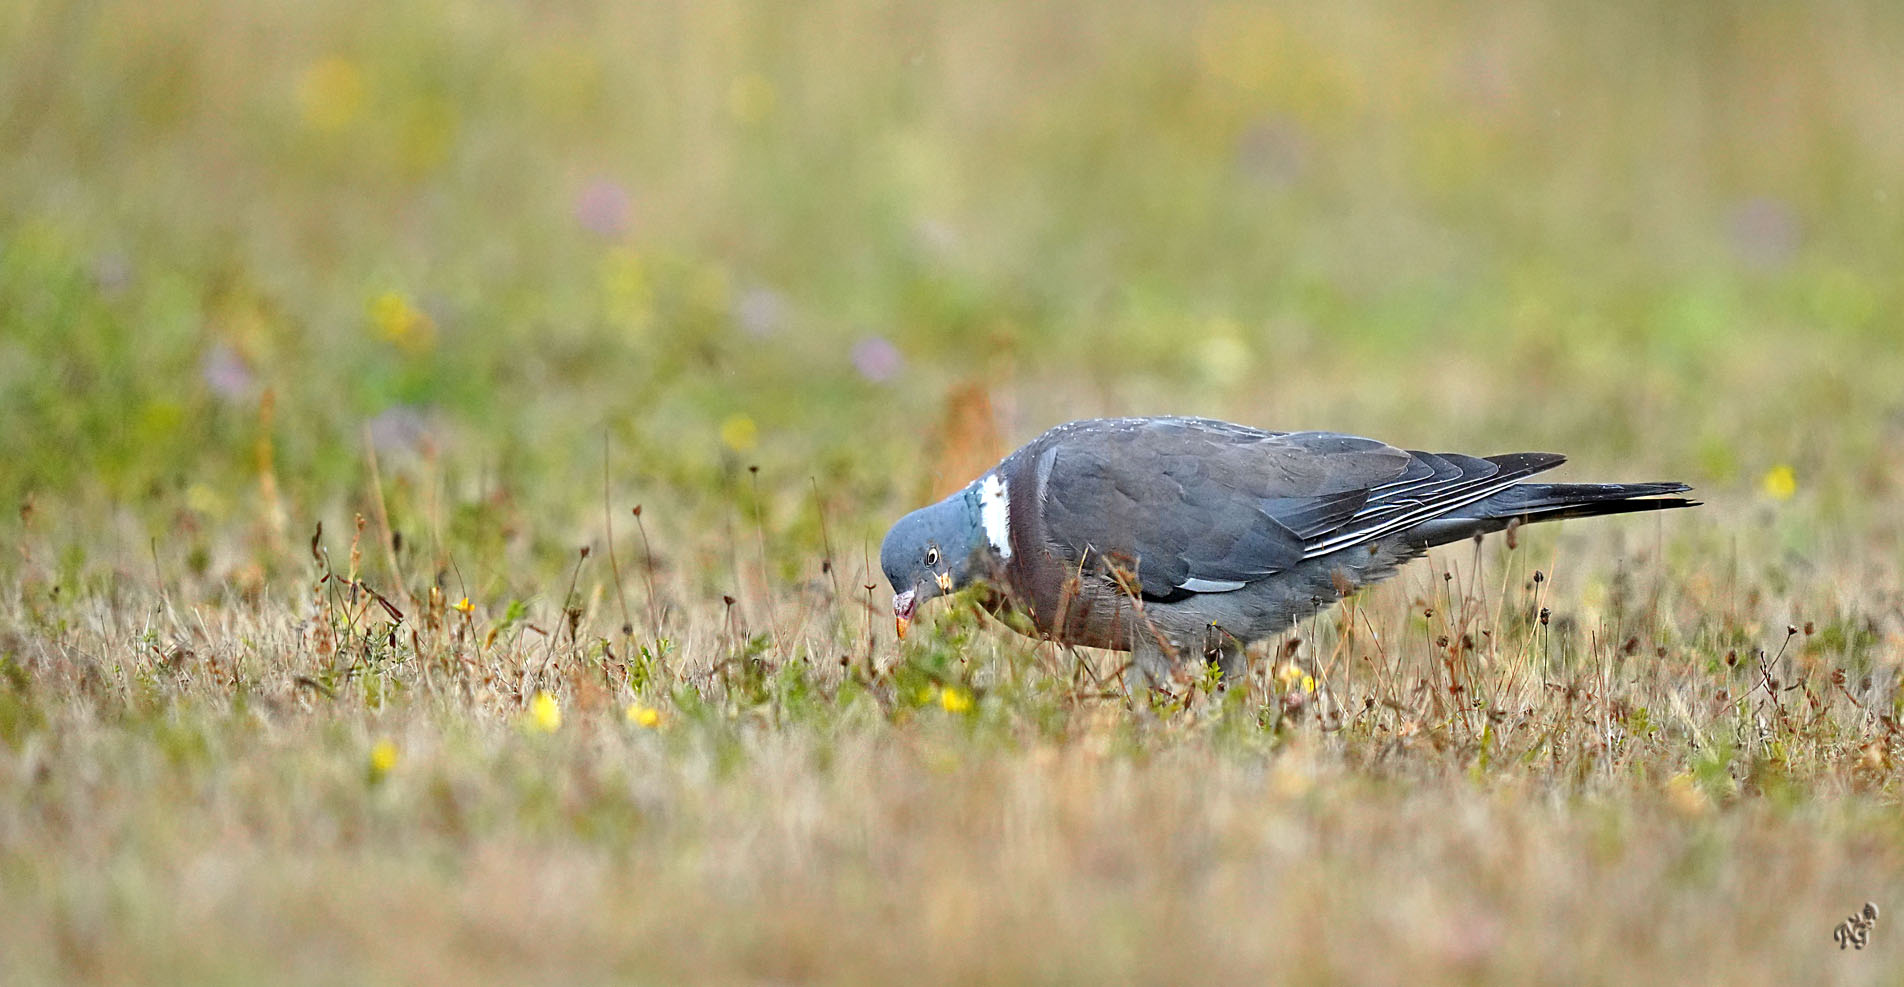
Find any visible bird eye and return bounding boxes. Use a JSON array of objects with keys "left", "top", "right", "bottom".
[{"left": 925, "top": 547, "right": 941, "bottom": 567}]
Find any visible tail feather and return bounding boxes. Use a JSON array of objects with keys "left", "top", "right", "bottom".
[
  {"left": 1406, "top": 481, "right": 1697, "bottom": 549},
  {"left": 1491, "top": 481, "right": 1694, "bottom": 517}
]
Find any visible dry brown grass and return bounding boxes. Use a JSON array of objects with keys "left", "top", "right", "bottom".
[{"left": 3, "top": 490, "right": 1902, "bottom": 984}]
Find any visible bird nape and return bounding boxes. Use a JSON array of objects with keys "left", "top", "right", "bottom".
[{"left": 879, "top": 416, "right": 1697, "bottom": 689}]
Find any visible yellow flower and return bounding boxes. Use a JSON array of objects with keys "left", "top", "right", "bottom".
[
  {"left": 369, "top": 291, "right": 434, "bottom": 354},
  {"left": 939, "top": 687, "right": 973, "bottom": 714},
  {"left": 1195, "top": 6, "right": 1286, "bottom": 91},
  {"left": 1193, "top": 320, "right": 1251, "bottom": 388},
  {"left": 1275, "top": 661, "right": 1304, "bottom": 691},
  {"left": 395, "top": 97, "right": 456, "bottom": 176},
  {"left": 1299, "top": 673, "right": 1316, "bottom": 694},
  {"left": 452, "top": 597, "right": 474, "bottom": 614},
  {"left": 1665, "top": 772, "right": 1710, "bottom": 818},
  {"left": 689, "top": 264, "right": 731, "bottom": 315},
  {"left": 1269, "top": 756, "right": 1314, "bottom": 798},
  {"left": 185, "top": 482, "right": 228, "bottom": 518},
  {"left": 368, "top": 738, "right": 398, "bottom": 780},
  {"left": 728, "top": 73, "right": 777, "bottom": 125},
  {"left": 599, "top": 246, "right": 654, "bottom": 331},
  {"left": 625, "top": 703, "right": 663, "bottom": 729},
  {"left": 1760, "top": 464, "right": 1797, "bottom": 501},
  {"left": 297, "top": 56, "right": 365, "bottom": 132},
  {"left": 720, "top": 413, "right": 758, "bottom": 453},
  {"left": 527, "top": 691, "right": 562, "bottom": 733}
]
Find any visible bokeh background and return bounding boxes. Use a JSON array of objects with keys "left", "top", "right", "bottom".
[
  {"left": 6, "top": 0, "right": 1903, "bottom": 589},
  {"left": 9, "top": 3, "right": 1904, "bottom": 983}
]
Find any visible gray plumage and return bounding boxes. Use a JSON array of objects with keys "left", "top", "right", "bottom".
[{"left": 880, "top": 416, "right": 1695, "bottom": 687}]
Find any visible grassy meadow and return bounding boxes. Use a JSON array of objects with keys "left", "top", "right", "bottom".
[{"left": 6, "top": 0, "right": 1904, "bottom": 981}]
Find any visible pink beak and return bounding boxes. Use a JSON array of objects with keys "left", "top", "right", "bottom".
[{"left": 893, "top": 590, "right": 917, "bottom": 640}]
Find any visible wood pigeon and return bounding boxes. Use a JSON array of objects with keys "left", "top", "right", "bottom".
[{"left": 879, "top": 416, "right": 1695, "bottom": 686}]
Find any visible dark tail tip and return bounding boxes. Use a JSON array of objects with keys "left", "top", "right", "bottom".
[{"left": 1513, "top": 487, "right": 1699, "bottom": 523}]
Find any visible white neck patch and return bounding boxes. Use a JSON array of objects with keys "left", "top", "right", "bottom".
[{"left": 977, "top": 472, "right": 1012, "bottom": 559}]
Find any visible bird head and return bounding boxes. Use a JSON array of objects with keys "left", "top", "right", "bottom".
[{"left": 879, "top": 491, "right": 987, "bottom": 639}]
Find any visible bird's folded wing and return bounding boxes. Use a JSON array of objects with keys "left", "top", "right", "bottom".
[{"left": 1038, "top": 419, "right": 1562, "bottom": 599}]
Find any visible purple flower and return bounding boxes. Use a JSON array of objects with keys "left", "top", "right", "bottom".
[
  {"left": 1451, "top": 45, "right": 1515, "bottom": 111},
  {"left": 367, "top": 405, "right": 436, "bottom": 458},
  {"left": 734, "top": 285, "right": 788, "bottom": 337},
  {"left": 574, "top": 179, "right": 632, "bottom": 239},
  {"left": 913, "top": 219, "right": 960, "bottom": 259},
  {"left": 851, "top": 336, "right": 904, "bottom": 382},
  {"left": 1726, "top": 197, "right": 1801, "bottom": 272},
  {"left": 1234, "top": 117, "right": 1308, "bottom": 189},
  {"left": 199, "top": 343, "right": 255, "bottom": 403},
  {"left": 91, "top": 252, "right": 133, "bottom": 297}
]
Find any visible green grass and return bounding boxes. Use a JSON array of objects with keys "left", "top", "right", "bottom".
[{"left": 5, "top": 0, "right": 1904, "bottom": 982}]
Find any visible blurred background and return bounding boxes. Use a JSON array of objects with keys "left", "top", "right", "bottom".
[{"left": 4, "top": 0, "right": 1902, "bottom": 593}]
